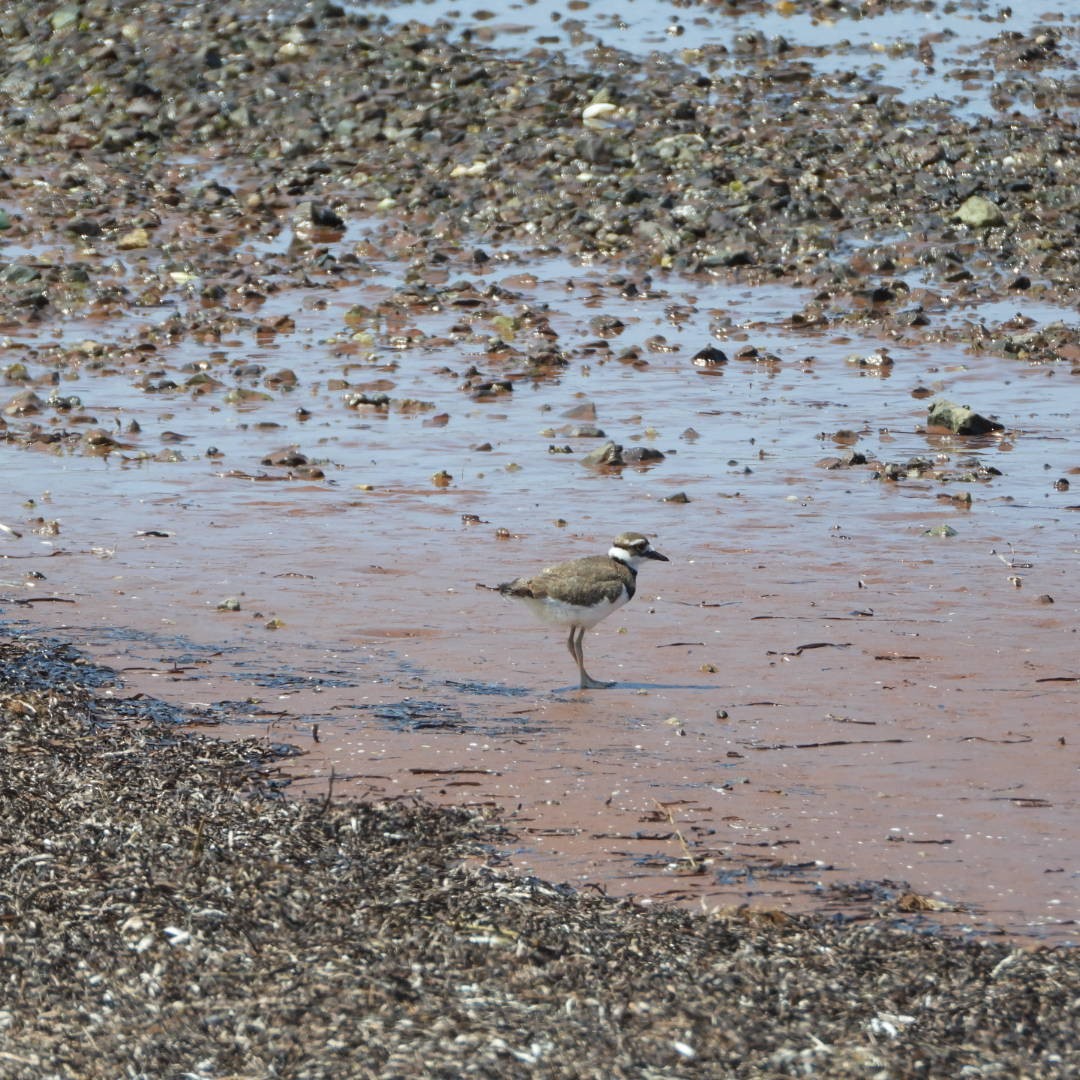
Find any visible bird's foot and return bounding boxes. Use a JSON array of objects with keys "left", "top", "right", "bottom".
[{"left": 579, "top": 674, "right": 616, "bottom": 690}]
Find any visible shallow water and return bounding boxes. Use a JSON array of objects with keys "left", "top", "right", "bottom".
[
  {"left": 361, "top": 0, "right": 1079, "bottom": 118},
  {"left": 3, "top": 225, "right": 1077, "bottom": 941}
]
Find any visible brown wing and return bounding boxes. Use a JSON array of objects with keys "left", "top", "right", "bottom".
[
  {"left": 538, "top": 556, "right": 633, "bottom": 606},
  {"left": 497, "top": 556, "right": 633, "bottom": 604}
]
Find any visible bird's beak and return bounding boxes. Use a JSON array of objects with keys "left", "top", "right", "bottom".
[{"left": 646, "top": 549, "right": 669, "bottom": 562}]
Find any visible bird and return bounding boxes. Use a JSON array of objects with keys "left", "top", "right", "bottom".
[{"left": 478, "top": 532, "right": 668, "bottom": 689}]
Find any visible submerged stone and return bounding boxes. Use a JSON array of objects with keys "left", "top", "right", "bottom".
[
  {"left": 927, "top": 399, "right": 1004, "bottom": 435},
  {"left": 582, "top": 440, "right": 624, "bottom": 466}
]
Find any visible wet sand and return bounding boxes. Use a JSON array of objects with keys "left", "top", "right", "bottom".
[{"left": 3, "top": 632, "right": 1080, "bottom": 1079}]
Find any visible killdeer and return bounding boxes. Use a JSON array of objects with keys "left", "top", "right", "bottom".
[{"left": 479, "top": 532, "right": 668, "bottom": 689}]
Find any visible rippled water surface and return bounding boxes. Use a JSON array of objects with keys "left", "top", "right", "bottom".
[{"left": 359, "top": 0, "right": 1079, "bottom": 117}]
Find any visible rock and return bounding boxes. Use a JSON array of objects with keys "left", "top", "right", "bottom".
[
  {"left": 927, "top": 399, "right": 1004, "bottom": 435},
  {"left": 622, "top": 446, "right": 665, "bottom": 464},
  {"left": 116, "top": 227, "right": 151, "bottom": 250},
  {"left": 345, "top": 392, "right": 390, "bottom": 409},
  {"left": 223, "top": 388, "right": 273, "bottom": 405},
  {"left": 559, "top": 424, "right": 605, "bottom": 438},
  {"left": 818, "top": 449, "right": 867, "bottom": 469},
  {"left": 262, "top": 447, "right": 308, "bottom": 467},
  {"left": 4, "top": 390, "right": 43, "bottom": 415},
  {"left": 582, "top": 101, "right": 619, "bottom": 129},
  {"left": 295, "top": 201, "right": 345, "bottom": 230},
  {"left": 582, "top": 440, "right": 624, "bottom": 466},
  {"left": 846, "top": 349, "right": 894, "bottom": 368},
  {"left": 469, "top": 381, "right": 512, "bottom": 400},
  {"left": 50, "top": 4, "right": 79, "bottom": 31},
  {"left": 699, "top": 247, "right": 755, "bottom": 268},
  {"left": 692, "top": 345, "right": 728, "bottom": 367},
  {"left": 82, "top": 428, "right": 118, "bottom": 448},
  {"left": 265, "top": 369, "right": 299, "bottom": 390},
  {"left": 923, "top": 524, "right": 958, "bottom": 538},
  {"left": 589, "top": 315, "right": 625, "bottom": 337},
  {"left": 311, "top": 203, "right": 345, "bottom": 229},
  {"left": 954, "top": 195, "right": 1005, "bottom": 228},
  {"left": 217, "top": 597, "right": 241, "bottom": 611},
  {"left": 66, "top": 218, "right": 102, "bottom": 238},
  {"left": 1, "top": 265, "right": 41, "bottom": 284}
]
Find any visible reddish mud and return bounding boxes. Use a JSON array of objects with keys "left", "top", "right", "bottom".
[{"left": 5, "top": 255, "right": 1077, "bottom": 943}]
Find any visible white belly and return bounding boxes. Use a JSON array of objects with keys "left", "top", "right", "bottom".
[{"left": 516, "top": 590, "right": 629, "bottom": 629}]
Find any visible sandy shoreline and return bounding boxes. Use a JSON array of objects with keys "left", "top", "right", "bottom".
[{"left": 2, "top": 630, "right": 1078, "bottom": 1078}]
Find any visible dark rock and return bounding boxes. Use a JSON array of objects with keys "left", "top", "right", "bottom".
[
  {"left": 692, "top": 345, "right": 728, "bottom": 367},
  {"left": 346, "top": 393, "right": 390, "bottom": 409},
  {"left": 469, "top": 380, "right": 512, "bottom": 399},
  {"left": 927, "top": 400, "right": 1005, "bottom": 435},
  {"left": 262, "top": 447, "right": 309, "bottom": 467},
  {"left": 622, "top": 446, "right": 665, "bottom": 464},
  {"left": 66, "top": 218, "right": 103, "bottom": 238},
  {"left": 818, "top": 449, "right": 867, "bottom": 469},
  {"left": 589, "top": 315, "right": 625, "bottom": 337}
]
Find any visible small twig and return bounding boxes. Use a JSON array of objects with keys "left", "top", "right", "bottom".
[
  {"left": 651, "top": 799, "right": 702, "bottom": 872},
  {"left": 990, "top": 544, "right": 1034, "bottom": 570},
  {"left": 318, "top": 767, "right": 336, "bottom": 816},
  {"left": 751, "top": 738, "right": 909, "bottom": 751},
  {"left": 0, "top": 596, "right": 77, "bottom": 605}
]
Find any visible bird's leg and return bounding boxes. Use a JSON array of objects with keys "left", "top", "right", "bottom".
[{"left": 573, "top": 625, "right": 615, "bottom": 690}]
